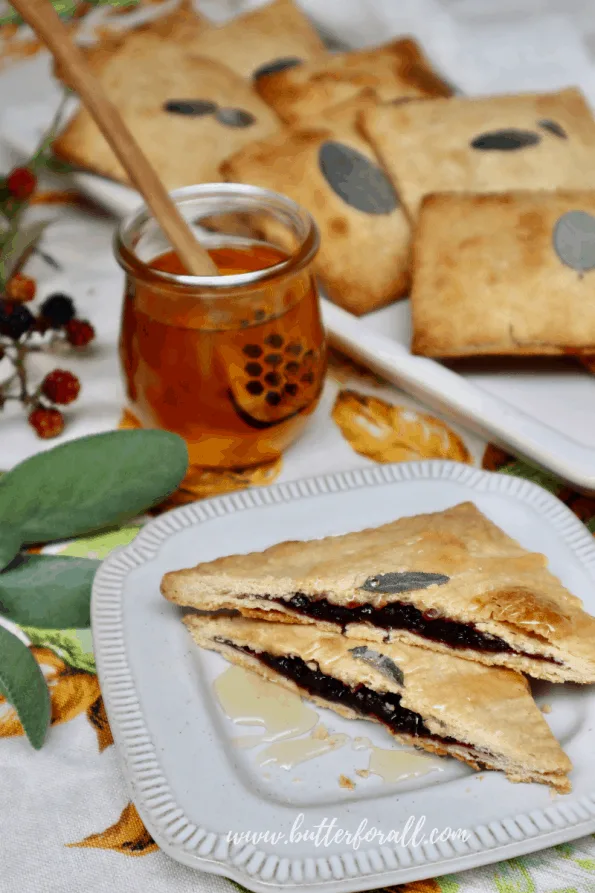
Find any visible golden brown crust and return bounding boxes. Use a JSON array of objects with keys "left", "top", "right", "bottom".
[
  {"left": 221, "top": 93, "right": 411, "bottom": 315},
  {"left": 52, "top": 0, "right": 207, "bottom": 88},
  {"left": 53, "top": 44, "right": 281, "bottom": 188},
  {"left": 186, "top": 614, "right": 571, "bottom": 791},
  {"left": 410, "top": 190, "right": 595, "bottom": 357},
  {"left": 186, "top": 0, "right": 327, "bottom": 80},
  {"left": 161, "top": 502, "right": 595, "bottom": 682},
  {"left": 255, "top": 37, "right": 452, "bottom": 126},
  {"left": 361, "top": 88, "right": 595, "bottom": 221}
]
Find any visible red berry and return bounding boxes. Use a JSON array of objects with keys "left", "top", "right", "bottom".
[
  {"left": 6, "top": 167, "right": 37, "bottom": 200},
  {"left": 6, "top": 273, "right": 36, "bottom": 302},
  {"left": 41, "top": 369, "right": 81, "bottom": 405},
  {"left": 28, "top": 406, "right": 64, "bottom": 439},
  {"left": 65, "top": 318, "right": 95, "bottom": 347}
]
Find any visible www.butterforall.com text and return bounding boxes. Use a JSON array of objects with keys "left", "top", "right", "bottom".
[{"left": 227, "top": 813, "right": 470, "bottom": 851}]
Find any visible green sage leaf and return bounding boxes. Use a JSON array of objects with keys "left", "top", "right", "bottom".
[
  {"left": 0, "top": 527, "right": 22, "bottom": 573},
  {"left": 0, "top": 430, "right": 188, "bottom": 544},
  {"left": 0, "top": 555, "right": 99, "bottom": 628},
  {"left": 0, "top": 220, "right": 49, "bottom": 283},
  {"left": 0, "top": 624, "right": 50, "bottom": 749},
  {"left": 498, "top": 460, "right": 561, "bottom": 495}
]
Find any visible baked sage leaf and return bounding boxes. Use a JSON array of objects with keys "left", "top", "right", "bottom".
[
  {"left": 359, "top": 571, "right": 450, "bottom": 594},
  {"left": 349, "top": 646, "right": 404, "bottom": 686},
  {"left": 470, "top": 129, "right": 540, "bottom": 150}
]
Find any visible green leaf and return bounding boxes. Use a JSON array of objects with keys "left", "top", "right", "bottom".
[
  {"left": 43, "top": 155, "right": 77, "bottom": 175},
  {"left": 20, "top": 627, "right": 96, "bottom": 673},
  {"left": 0, "top": 0, "right": 138, "bottom": 26},
  {"left": 586, "top": 517, "right": 595, "bottom": 534},
  {"left": 58, "top": 525, "right": 141, "bottom": 559},
  {"left": 0, "top": 220, "right": 49, "bottom": 283},
  {"left": 0, "top": 624, "right": 50, "bottom": 749},
  {"left": 0, "top": 527, "right": 22, "bottom": 572},
  {"left": 0, "top": 555, "right": 99, "bottom": 628},
  {"left": 498, "top": 460, "right": 562, "bottom": 495},
  {"left": 0, "top": 430, "right": 188, "bottom": 544}
]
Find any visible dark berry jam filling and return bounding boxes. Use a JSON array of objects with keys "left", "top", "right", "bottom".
[
  {"left": 279, "top": 594, "right": 512, "bottom": 653},
  {"left": 225, "top": 642, "right": 454, "bottom": 743}
]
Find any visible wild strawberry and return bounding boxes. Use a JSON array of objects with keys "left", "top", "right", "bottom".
[
  {"left": 40, "top": 292, "right": 75, "bottom": 328},
  {"left": 6, "top": 167, "right": 37, "bottom": 200},
  {"left": 6, "top": 273, "right": 36, "bottom": 302},
  {"left": 0, "top": 299, "right": 34, "bottom": 339},
  {"left": 65, "top": 318, "right": 95, "bottom": 347},
  {"left": 28, "top": 406, "right": 64, "bottom": 439},
  {"left": 41, "top": 369, "right": 80, "bottom": 405}
]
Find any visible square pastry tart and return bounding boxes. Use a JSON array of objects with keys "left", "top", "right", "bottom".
[
  {"left": 186, "top": 0, "right": 328, "bottom": 81},
  {"left": 53, "top": 15, "right": 281, "bottom": 188},
  {"left": 361, "top": 88, "right": 595, "bottom": 220},
  {"left": 221, "top": 94, "right": 410, "bottom": 314},
  {"left": 161, "top": 502, "right": 595, "bottom": 684},
  {"left": 410, "top": 190, "right": 595, "bottom": 357},
  {"left": 255, "top": 36, "right": 452, "bottom": 126}
]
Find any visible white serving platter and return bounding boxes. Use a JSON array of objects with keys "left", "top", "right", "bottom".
[
  {"left": 3, "top": 72, "right": 595, "bottom": 490},
  {"left": 92, "top": 461, "right": 595, "bottom": 892}
]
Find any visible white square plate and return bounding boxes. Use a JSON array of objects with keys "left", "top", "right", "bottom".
[{"left": 92, "top": 461, "right": 595, "bottom": 892}]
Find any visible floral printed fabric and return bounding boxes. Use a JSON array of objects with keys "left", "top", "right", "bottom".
[{"left": 2, "top": 349, "right": 595, "bottom": 893}]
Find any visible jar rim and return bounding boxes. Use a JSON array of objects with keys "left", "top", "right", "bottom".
[{"left": 114, "top": 182, "right": 320, "bottom": 291}]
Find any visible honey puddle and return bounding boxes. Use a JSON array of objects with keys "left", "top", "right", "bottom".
[
  {"left": 258, "top": 726, "right": 349, "bottom": 770},
  {"left": 214, "top": 665, "right": 318, "bottom": 744},
  {"left": 352, "top": 735, "right": 438, "bottom": 782},
  {"left": 368, "top": 746, "right": 439, "bottom": 783},
  {"left": 214, "top": 666, "right": 440, "bottom": 782}
]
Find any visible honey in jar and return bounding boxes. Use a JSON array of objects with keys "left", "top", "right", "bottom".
[{"left": 116, "top": 185, "right": 325, "bottom": 468}]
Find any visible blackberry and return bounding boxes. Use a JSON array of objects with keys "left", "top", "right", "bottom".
[
  {"left": 0, "top": 300, "right": 34, "bottom": 339},
  {"left": 40, "top": 293, "right": 75, "bottom": 328}
]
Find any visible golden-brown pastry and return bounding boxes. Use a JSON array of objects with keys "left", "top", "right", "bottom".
[
  {"left": 410, "top": 190, "right": 595, "bottom": 357},
  {"left": 188, "top": 0, "right": 327, "bottom": 81},
  {"left": 53, "top": 0, "right": 208, "bottom": 88},
  {"left": 53, "top": 38, "right": 281, "bottom": 188},
  {"left": 221, "top": 94, "right": 411, "bottom": 315},
  {"left": 361, "top": 88, "right": 595, "bottom": 220},
  {"left": 255, "top": 37, "right": 452, "bottom": 126},
  {"left": 162, "top": 501, "right": 595, "bottom": 683},
  {"left": 187, "top": 615, "right": 571, "bottom": 791}
]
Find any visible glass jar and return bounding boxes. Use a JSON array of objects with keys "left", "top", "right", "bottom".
[{"left": 115, "top": 184, "right": 325, "bottom": 468}]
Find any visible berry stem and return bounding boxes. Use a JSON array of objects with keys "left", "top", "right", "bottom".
[
  {"left": 14, "top": 343, "right": 31, "bottom": 404},
  {"left": 0, "top": 91, "right": 70, "bottom": 291}
]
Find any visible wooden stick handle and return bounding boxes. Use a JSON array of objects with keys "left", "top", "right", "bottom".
[{"left": 11, "top": 0, "right": 219, "bottom": 276}]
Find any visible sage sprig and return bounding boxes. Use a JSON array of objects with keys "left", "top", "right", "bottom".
[{"left": 0, "top": 429, "right": 188, "bottom": 748}]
